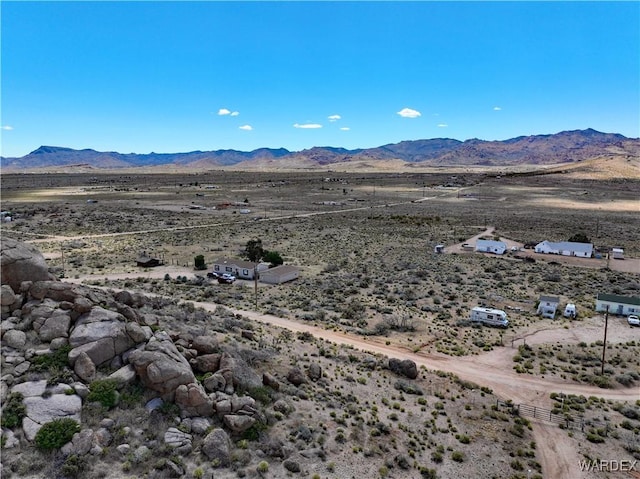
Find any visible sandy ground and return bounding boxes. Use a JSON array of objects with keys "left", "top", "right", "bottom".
[{"left": 65, "top": 269, "right": 640, "bottom": 479}]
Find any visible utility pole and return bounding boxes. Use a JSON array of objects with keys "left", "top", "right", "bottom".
[
  {"left": 60, "top": 244, "right": 65, "bottom": 278},
  {"left": 254, "top": 264, "right": 259, "bottom": 310},
  {"left": 601, "top": 305, "right": 609, "bottom": 375}
]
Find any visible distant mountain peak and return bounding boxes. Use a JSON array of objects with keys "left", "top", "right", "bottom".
[{"left": 2, "top": 129, "right": 635, "bottom": 170}]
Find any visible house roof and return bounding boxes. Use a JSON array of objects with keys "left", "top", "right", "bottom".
[
  {"left": 537, "top": 241, "right": 593, "bottom": 254},
  {"left": 212, "top": 257, "right": 259, "bottom": 269},
  {"left": 260, "top": 265, "right": 300, "bottom": 277},
  {"left": 475, "top": 239, "right": 506, "bottom": 248},
  {"left": 597, "top": 293, "right": 640, "bottom": 306},
  {"left": 539, "top": 295, "right": 559, "bottom": 304}
]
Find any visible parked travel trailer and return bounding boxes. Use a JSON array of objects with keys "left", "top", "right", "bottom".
[{"left": 470, "top": 307, "right": 509, "bottom": 328}]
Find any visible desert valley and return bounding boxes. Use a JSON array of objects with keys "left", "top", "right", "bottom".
[{"left": 1, "top": 130, "right": 639, "bottom": 479}]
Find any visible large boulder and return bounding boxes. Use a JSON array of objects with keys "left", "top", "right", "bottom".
[
  {"left": 175, "top": 382, "right": 214, "bottom": 417},
  {"left": 388, "top": 358, "right": 419, "bottom": 379},
  {"left": 1, "top": 238, "right": 56, "bottom": 291},
  {"left": 218, "top": 352, "right": 262, "bottom": 393},
  {"left": 202, "top": 428, "right": 231, "bottom": 466},
  {"left": 2, "top": 329, "right": 27, "bottom": 349},
  {"left": 68, "top": 306, "right": 139, "bottom": 366},
  {"left": 37, "top": 309, "right": 72, "bottom": 342},
  {"left": 128, "top": 331, "right": 196, "bottom": 400},
  {"left": 1, "top": 284, "right": 17, "bottom": 306}
]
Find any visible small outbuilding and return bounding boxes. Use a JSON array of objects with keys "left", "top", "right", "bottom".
[
  {"left": 259, "top": 265, "right": 300, "bottom": 284},
  {"left": 537, "top": 295, "right": 560, "bottom": 319},
  {"left": 475, "top": 239, "right": 507, "bottom": 255},
  {"left": 136, "top": 253, "right": 162, "bottom": 268}
]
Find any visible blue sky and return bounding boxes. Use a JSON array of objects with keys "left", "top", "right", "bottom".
[{"left": 2, "top": 1, "right": 638, "bottom": 157}]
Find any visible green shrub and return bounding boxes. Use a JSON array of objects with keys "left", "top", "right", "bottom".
[
  {"left": 31, "top": 345, "right": 72, "bottom": 372},
  {"left": 451, "top": 451, "right": 465, "bottom": 462},
  {"left": 256, "top": 460, "right": 269, "bottom": 473},
  {"left": 1, "top": 392, "right": 26, "bottom": 429},
  {"left": 61, "top": 454, "right": 88, "bottom": 478},
  {"left": 87, "top": 379, "right": 119, "bottom": 409},
  {"left": 34, "top": 418, "right": 80, "bottom": 450}
]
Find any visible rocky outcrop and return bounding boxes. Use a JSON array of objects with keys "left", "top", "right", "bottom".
[
  {"left": 128, "top": 331, "right": 196, "bottom": 400},
  {"left": 1, "top": 238, "right": 56, "bottom": 292}
]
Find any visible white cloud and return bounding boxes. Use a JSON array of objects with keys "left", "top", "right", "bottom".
[
  {"left": 238, "top": 125, "right": 253, "bottom": 131},
  {"left": 230, "top": 111, "right": 240, "bottom": 116},
  {"left": 437, "top": 123, "right": 448, "bottom": 128},
  {"left": 328, "top": 114, "right": 341, "bottom": 122},
  {"left": 218, "top": 108, "right": 231, "bottom": 116},
  {"left": 340, "top": 127, "right": 350, "bottom": 131},
  {"left": 293, "top": 123, "right": 322, "bottom": 129},
  {"left": 397, "top": 108, "right": 421, "bottom": 118},
  {"left": 1, "top": 125, "right": 14, "bottom": 131},
  {"left": 493, "top": 106, "right": 502, "bottom": 111}
]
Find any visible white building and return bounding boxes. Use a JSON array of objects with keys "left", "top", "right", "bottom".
[
  {"left": 475, "top": 239, "right": 507, "bottom": 255},
  {"left": 537, "top": 295, "right": 560, "bottom": 319},
  {"left": 212, "top": 258, "right": 269, "bottom": 280},
  {"left": 534, "top": 241, "right": 593, "bottom": 258},
  {"left": 596, "top": 294, "right": 640, "bottom": 316},
  {"left": 259, "top": 265, "right": 300, "bottom": 284}
]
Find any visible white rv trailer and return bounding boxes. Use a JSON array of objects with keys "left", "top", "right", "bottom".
[{"left": 470, "top": 307, "right": 509, "bottom": 328}]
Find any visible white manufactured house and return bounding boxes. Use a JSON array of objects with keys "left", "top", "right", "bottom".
[
  {"left": 534, "top": 241, "right": 593, "bottom": 258},
  {"left": 596, "top": 294, "right": 640, "bottom": 316},
  {"left": 212, "top": 258, "right": 269, "bottom": 280},
  {"left": 475, "top": 239, "right": 507, "bottom": 255},
  {"left": 470, "top": 307, "right": 509, "bottom": 328}
]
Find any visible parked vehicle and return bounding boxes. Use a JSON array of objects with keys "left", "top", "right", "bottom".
[
  {"left": 470, "top": 307, "right": 509, "bottom": 328},
  {"left": 563, "top": 303, "right": 577, "bottom": 318},
  {"left": 628, "top": 315, "right": 640, "bottom": 327},
  {"left": 218, "top": 273, "right": 236, "bottom": 284},
  {"left": 207, "top": 272, "right": 220, "bottom": 279}
]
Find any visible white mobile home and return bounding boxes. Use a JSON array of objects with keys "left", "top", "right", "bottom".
[
  {"left": 470, "top": 307, "right": 509, "bottom": 328},
  {"left": 534, "top": 241, "right": 593, "bottom": 258},
  {"left": 212, "top": 258, "right": 269, "bottom": 280},
  {"left": 475, "top": 239, "right": 507, "bottom": 255},
  {"left": 596, "top": 294, "right": 640, "bottom": 316}
]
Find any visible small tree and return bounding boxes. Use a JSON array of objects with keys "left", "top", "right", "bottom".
[
  {"left": 263, "top": 250, "right": 284, "bottom": 267},
  {"left": 242, "top": 239, "right": 265, "bottom": 262},
  {"left": 194, "top": 255, "right": 207, "bottom": 270},
  {"left": 568, "top": 232, "right": 590, "bottom": 243}
]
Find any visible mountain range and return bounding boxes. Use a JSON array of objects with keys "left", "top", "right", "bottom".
[{"left": 1, "top": 129, "right": 637, "bottom": 171}]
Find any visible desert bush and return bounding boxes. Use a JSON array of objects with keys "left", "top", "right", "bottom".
[
  {"left": 34, "top": 418, "right": 80, "bottom": 450},
  {"left": 87, "top": 379, "right": 119, "bottom": 409},
  {"left": 1, "top": 392, "right": 26, "bottom": 429}
]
